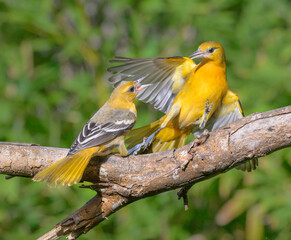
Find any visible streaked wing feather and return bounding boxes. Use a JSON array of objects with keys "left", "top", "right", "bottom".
[
  {"left": 138, "top": 72, "right": 172, "bottom": 102},
  {"left": 157, "top": 87, "right": 176, "bottom": 112},
  {"left": 108, "top": 56, "right": 193, "bottom": 113},
  {"left": 68, "top": 114, "right": 136, "bottom": 156}
]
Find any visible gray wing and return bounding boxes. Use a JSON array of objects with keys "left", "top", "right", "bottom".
[
  {"left": 192, "top": 98, "right": 258, "bottom": 172},
  {"left": 207, "top": 100, "right": 244, "bottom": 132},
  {"left": 67, "top": 111, "right": 136, "bottom": 156},
  {"left": 193, "top": 99, "right": 244, "bottom": 137},
  {"left": 107, "top": 56, "right": 195, "bottom": 113}
]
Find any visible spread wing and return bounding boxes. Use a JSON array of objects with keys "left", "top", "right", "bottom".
[
  {"left": 67, "top": 111, "right": 136, "bottom": 156},
  {"left": 107, "top": 56, "right": 196, "bottom": 113}
]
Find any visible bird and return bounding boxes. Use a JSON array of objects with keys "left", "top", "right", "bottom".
[
  {"left": 33, "top": 81, "right": 148, "bottom": 186},
  {"left": 108, "top": 41, "right": 258, "bottom": 171}
]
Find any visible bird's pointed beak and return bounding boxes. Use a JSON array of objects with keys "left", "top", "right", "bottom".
[
  {"left": 135, "top": 83, "right": 151, "bottom": 92},
  {"left": 134, "top": 75, "right": 151, "bottom": 92},
  {"left": 189, "top": 49, "right": 205, "bottom": 59}
]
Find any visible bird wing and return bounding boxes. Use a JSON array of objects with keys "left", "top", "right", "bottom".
[
  {"left": 68, "top": 110, "right": 136, "bottom": 156},
  {"left": 207, "top": 99, "right": 244, "bottom": 132},
  {"left": 107, "top": 56, "right": 196, "bottom": 113},
  {"left": 193, "top": 90, "right": 258, "bottom": 172}
]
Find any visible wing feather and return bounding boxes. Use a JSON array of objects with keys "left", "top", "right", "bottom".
[
  {"left": 108, "top": 56, "right": 195, "bottom": 113},
  {"left": 68, "top": 112, "right": 136, "bottom": 156},
  {"left": 208, "top": 100, "right": 243, "bottom": 132}
]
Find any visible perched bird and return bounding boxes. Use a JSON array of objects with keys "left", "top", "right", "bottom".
[
  {"left": 33, "top": 81, "right": 147, "bottom": 186},
  {"left": 108, "top": 41, "right": 258, "bottom": 171}
]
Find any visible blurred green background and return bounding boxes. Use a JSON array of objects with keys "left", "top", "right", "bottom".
[{"left": 0, "top": 0, "right": 290, "bottom": 239}]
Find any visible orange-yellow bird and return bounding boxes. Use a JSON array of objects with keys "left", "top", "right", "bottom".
[
  {"left": 108, "top": 41, "right": 257, "bottom": 171},
  {"left": 33, "top": 81, "right": 147, "bottom": 186}
]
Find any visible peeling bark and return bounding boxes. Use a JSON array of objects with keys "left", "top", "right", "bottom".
[{"left": 0, "top": 106, "right": 290, "bottom": 239}]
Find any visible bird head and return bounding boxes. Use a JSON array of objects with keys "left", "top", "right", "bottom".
[
  {"left": 114, "top": 80, "right": 149, "bottom": 102},
  {"left": 190, "top": 41, "right": 225, "bottom": 65}
]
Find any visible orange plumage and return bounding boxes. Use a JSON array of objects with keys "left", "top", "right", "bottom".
[{"left": 108, "top": 41, "right": 258, "bottom": 171}]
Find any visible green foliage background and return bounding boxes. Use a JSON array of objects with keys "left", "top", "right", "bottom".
[{"left": 0, "top": 0, "right": 290, "bottom": 239}]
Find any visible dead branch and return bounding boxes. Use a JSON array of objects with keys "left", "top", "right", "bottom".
[{"left": 0, "top": 106, "right": 290, "bottom": 240}]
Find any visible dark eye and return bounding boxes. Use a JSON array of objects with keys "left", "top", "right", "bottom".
[
  {"left": 208, "top": 47, "right": 215, "bottom": 53},
  {"left": 128, "top": 86, "right": 135, "bottom": 93}
]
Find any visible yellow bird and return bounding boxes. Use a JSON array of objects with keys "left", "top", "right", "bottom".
[
  {"left": 33, "top": 81, "right": 147, "bottom": 186},
  {"left": 108, "top": 41, "right": 257, "bottom": 171}
]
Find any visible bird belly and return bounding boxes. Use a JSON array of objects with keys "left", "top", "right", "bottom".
[{"left": 175, "top": 76, "right": 227, "bottom": 129}]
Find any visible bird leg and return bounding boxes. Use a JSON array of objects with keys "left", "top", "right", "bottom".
[
  {"left": 127, "top": 127, "right": 163, "bottom": 155},
  {"left": 128, "top": 105, "right": 181, "bottom": 155},
  {"left": 199, "top": 99, "right": 214, "bottom": 130}
]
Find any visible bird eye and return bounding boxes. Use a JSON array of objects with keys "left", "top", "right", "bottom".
[
  {"left": 128, "top": 86, "right": 135, "bottom": 93},
  {"left": 208, "top": 47, "right": 215, "bottom": 53}
]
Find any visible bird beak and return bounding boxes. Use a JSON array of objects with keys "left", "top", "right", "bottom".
[
  {"left": 189, "top": 49, "right": 206, "bottom": 59},
  {"left": 134, "top": 75, "right": 151, "bottom": 92},
  {"left": 135, "top": 83, "right": 151, "bottom": 92}
]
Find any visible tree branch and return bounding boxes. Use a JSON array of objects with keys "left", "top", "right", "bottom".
[{"left": 1, "top": 106, "right": 290, "bottom": 239}]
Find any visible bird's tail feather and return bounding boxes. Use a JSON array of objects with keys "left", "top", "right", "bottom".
[
  {"left": 152, "top": 134, "right": 187, "bottom": 152},
  {"left": 33, "top": 147, "right": 98, "bottom": 186},
  {"left": 236, "top": 158, "right": 259, "bottom": 172}
]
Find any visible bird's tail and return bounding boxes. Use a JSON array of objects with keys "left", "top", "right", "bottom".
[
  {"left": 152, "top": 134, "right": 188, "bottom": 152},
  {"left": 33, "top": 147, "right": 98, "bottom": 186},
  {"left": 236, "top": 158, "right": 259, "bottom": 172},
  {"left": 126, "top": 119, "right": 162, "bottom": 150},
  {"left": 127, "top": 118, "right": 188, "bottom": 154}
]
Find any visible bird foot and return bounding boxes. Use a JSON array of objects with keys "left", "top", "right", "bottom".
[
  {"left": 127, "top": 138, "right": 148, "bottom": 155},
  {"left": 127, "top": 128, "right": 162, "bottom": 155}
]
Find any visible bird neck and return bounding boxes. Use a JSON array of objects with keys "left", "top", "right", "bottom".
[{"left": 197, "top": 58, "right": 226, "bottom": 73}]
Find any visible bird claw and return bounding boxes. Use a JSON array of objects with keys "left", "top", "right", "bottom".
[
  {"left": 127, "top": 142, "right": 144, "bottom": 155},
  {"left": 127, "top": 128, "right": 162, "bottom": 155},
  {"left": 127, "top": 137, "right": 148, "bottom": 155},
  {"left": 127, "top": 135, "right": 154, "bottom": 155},
  {"left": 194, "top": 129, "right": 210, "bottom": 148}
]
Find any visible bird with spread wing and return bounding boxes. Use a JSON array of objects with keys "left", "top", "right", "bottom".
[
  {"left": 33, "top": 81, "right": 148, "bottom": 186},
  {"left": 108, "top": 41, "right": 258, "bottom": 171}
]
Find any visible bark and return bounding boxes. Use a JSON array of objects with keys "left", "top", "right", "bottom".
[{"left": 0, "top": 106, "right": 290, "bottom": 240}]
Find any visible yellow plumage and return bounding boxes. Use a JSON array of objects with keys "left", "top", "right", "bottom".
[
  {"left": 126, "top": 42, "right": 227, "bottom": 153},
  {"left": 33, "top": 148, "right": 98, "bottom": 186},
  {"left": 120, "top": 41, "right": 258, "bottom": 171},
  {"left": 33, "top": 81, "right": 147, "bottom": 186}
]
